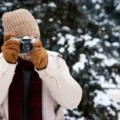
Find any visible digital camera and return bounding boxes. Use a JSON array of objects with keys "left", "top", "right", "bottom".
[{"left": 10, "top": 36, "right": 37, "bottom": 55}]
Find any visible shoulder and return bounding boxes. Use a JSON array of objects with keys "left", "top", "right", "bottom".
[
  {"left": 0, "top": 53, "right": 3, "bottom": 58},
  {"left": 46, "top": 50, "right": 64, "bottom": 68},
  {"left": 46, "top": 50, "right": 62, "bottom": 58}
]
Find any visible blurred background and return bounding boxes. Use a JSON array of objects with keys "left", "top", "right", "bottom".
[{"left": 0, "top": 0, "right": 120, "bottom": 120}]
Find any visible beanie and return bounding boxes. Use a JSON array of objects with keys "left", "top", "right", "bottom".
[{"left": 2, "top": 9, "right": 40, "bottom": 38}]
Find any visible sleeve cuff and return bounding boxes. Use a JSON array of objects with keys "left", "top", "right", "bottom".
[
  {"left": 34, "top": 66, "right": 55, "bottom": 79},
  {"left": 34, "top": 67, "right": 49, "bottom": 78},
  {"left": 0, "top": 57, "right": 17, "bottom": 74}
]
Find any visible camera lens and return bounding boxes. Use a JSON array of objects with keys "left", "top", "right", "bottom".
[{"left": 23, "top": 42, "right": 33, "bottom": 53}]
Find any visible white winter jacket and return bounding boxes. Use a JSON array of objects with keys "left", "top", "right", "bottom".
[{"left": 0, "top": 50, "right": 82, "bottom": 120}]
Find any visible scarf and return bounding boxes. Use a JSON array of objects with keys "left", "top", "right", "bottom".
[{"left": 8, "top": 57, "right": 42, "bottom": 120}]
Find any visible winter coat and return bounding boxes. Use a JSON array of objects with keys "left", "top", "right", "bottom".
[{"left": 0, "top": 50, "right": 82, "bottom": 120}]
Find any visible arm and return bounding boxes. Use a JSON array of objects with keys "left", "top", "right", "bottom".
[
  {"left": 0, "top": 33, "right": 20, "bottom": 105},
  {"left": 35, "top": 53, "right": 82, "bottom": 109},
  {"left": 0, "top": 54, "right": 17, "bottom": 105}
]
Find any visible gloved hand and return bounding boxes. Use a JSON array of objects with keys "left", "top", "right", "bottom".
[
  {"left": 30, "top": 40, "right": 48, "bottom": 70},
  {"left": 1, "top": 33, "right": 20, "bottom": 64}
]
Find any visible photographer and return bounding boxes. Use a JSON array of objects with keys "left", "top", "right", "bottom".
[{"left": 0, "top": 9, "right": 82, "bottom": 120}]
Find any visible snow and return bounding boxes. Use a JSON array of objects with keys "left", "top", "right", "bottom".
[
  {"left": 92, "top": 52, "right": 118, "bottom": 67},
  {"left": 104, "top": 35, "right": 109, "bottom": 39},
  {"left": 103, "top": 58, "right": 118, "bottom": 67},
  {"left": 92, "top": 0, "right": 97, "bottom": 3},
  {"left": 57, "top": 36, "right": 66, "bottom": 45},
  {"left": 90, "top": 69, "right": 97, "bottom": 77},
  {"left": 100, "top": 61, "right": 105, "bottom": 67},
  {"left": 64, "top": 109, "right": 83, "bottom": 120},
  {"left": 116, "top": 4, "right": 120, "bottom": 11},
  {"left": 64, "top": 116, "right": 71, "bottom": 120},
  {"left": 57, "top": 20, "right": 61, "bottom": 24},
  {"left": 80, "top": 34, "right": 92, "bottom": 41},
  {"left": 98, "top": 48, "right": 103, "bottom": 52},
  {"left": 94, "top": 75, "right": 106, "bottom": 84},
  {"left": 66, "top": 34, "right": 75, "bottom": 45},
  {"left": 0, "top": 29, "right": 2, "bottom": 32},
  {"left": 95, "top": 4, "right": 101, "bottom": 10},
  {"left": 73, "top": 54, "right": 88, "bottom": 72},
  {"left": 68, "top": 46, "right": 76, "bottom": 54},
  {"left": 112, "top": 50, "right": 119, "bottom": 57},
  {"left": 57, "top": 33, "right": 62, "bottom": 37},
  {"left": 103, "top": 19, "right": 109, "bottom": 24},
  {"left": 105, "top": 89, "right": 120, "bottom": 117},
  {"left": 99, "top": 75, "right": 106, "bottom": 82},
  {"left": 66, "top": 117, "right": 76, "bottom": 120},
  {"left": 73, "top": 110, "right": 81, "bottom": 116},
  {"left": 101, "top": 82, "right": 120, "bottom": 89},
  {"left": 63, "top": 109, "right": 69, "bottom": 114},
  {"left": 115, "top": 74, "right": 120, "bottom": 84},
  {"left": 94, "top": 90, "right": 120, "bottom": 109},
  {"left": 109, "top": 72, "right": 120, "bottom": 85},
  {"left": 49, "top": 18, "right": 53, "bottom": 22},
  {"left": 84, "top": 38, "right": 100, "bottom": 48},
  {"left": 106, "top": 89, "right": 120, "bottom": 102},
  {"left": 76, "top": 38, "right": 84, "bottom": 42},
  {"left": 59, "top": 47, "right": 65, "bottom": 53},
  {"left": 94, "top": 90, "right": 111, "bottom": 106},
  {"left": 66, "top": 34, "right": 76, "bottom": 54},
  {"left": 77, "top": 117, "right": 85, "bottom": 120},
  {"left": 112, "top": 42, "right": 119, "bottom": 47},
  {"left": 107, "top": 107, "right": 116, "bottom": 116},
  {"left": 99, "top": 13, "right": 105, "bottom": 18},
  {"left": 77, "top": 28, "right": 83, "bottom": 33},
  {"left": 92, "top": 0, "right": 103, "bottom": 3},
  {"left": 111, "top": 72, "right": 116, "bottom": 78},
  {"left": 112, "top": 32, "right": 120, "bottom": 37},
  {"left": 52, "top": 37, "right": 56, "bottom": 41},
  {"left": 104, "top": 41, "right": 111, "bottom": 47},
  {"left": 82, "top": 5, "right": 87, "bottom": 10},
  {"left": 62, "top": 26, "right": 70, "bottom": 31},
  {"left": 101, "top": 27, "right": 105, "bottom": 31},
  {"left": 4, "top": 2, "right": 13, "bottom": 7},
  {"left": 98, "top": 0, "right": 103, "bottom": 3},
  {"left": 93, "top": 52, "right": 107, "bottom": 59},
  {"left": 48, "top": 2, "right": 57, "bottom": 8},
  {"left": 36, "top": 19, "right": 42, "bottom": 24},
  {"left": 1, "top": 7, "right": 7, "bottom": 11}
]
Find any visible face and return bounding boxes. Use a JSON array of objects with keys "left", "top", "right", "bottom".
[{"left": 18, "top": 34, "right": 39, "bottom": 62}]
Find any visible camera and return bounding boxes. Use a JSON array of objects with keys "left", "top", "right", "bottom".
[{"left": 10, "top": 36, "right": 37, "bottom": 55}]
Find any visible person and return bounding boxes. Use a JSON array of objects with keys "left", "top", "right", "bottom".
[{"left": 0, "top": 9, "right": 82, "bottom": 120}]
